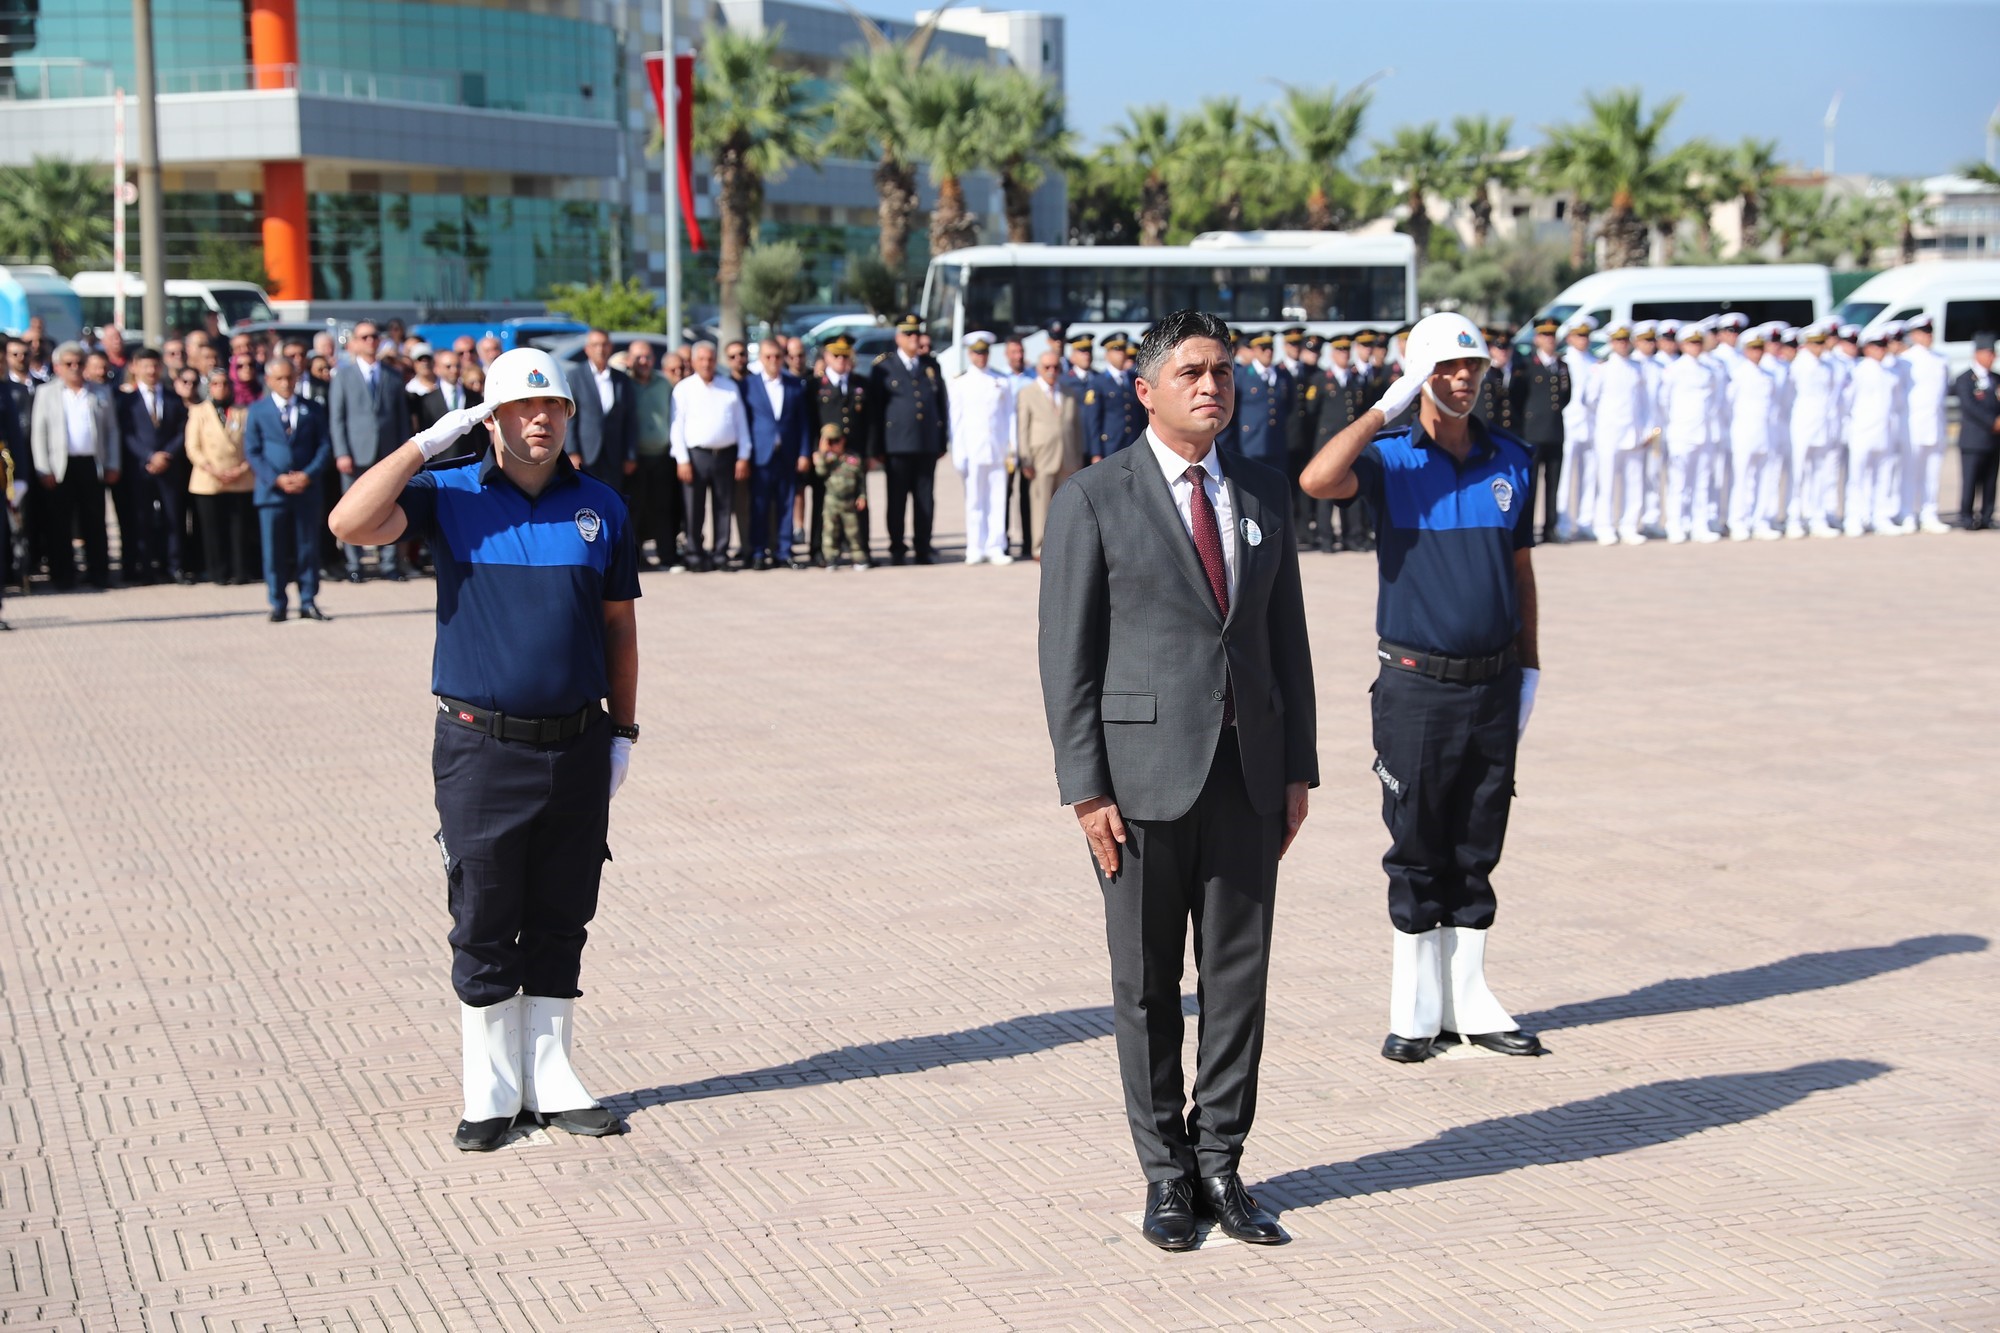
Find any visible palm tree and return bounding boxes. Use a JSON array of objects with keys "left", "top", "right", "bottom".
[
  {"left": 1534, "top": 127, "right": 1596, "bottom": 270},
  {"left": 1446, "top": 114, "right": 1522, "bottom": 248},
  {"left": 1888, "top": 180, "right": 1929, "bottom": 264},
  {"left": 983, "top": 67, "right": 1075, "bottom": 244},
  {"left": 0, "top": 157, "right": 111, "bottom": 273},
  {"left": 1731, "top": 137, "right": 1782, "bottom": 253},
  {"left": 1832, "top": 195, "right": 1896, "bottom": 268},
  {"left": 1957, "top": 161, "right": 2000, "bottom": 189},
  {"left": 1676, "top": 138, "right": 1737, "bottom": 256},
  {"left": 1545, "top": 89, "right": 1684, "bottom": 269},
  {"left": 1175, "top": 97, "right": 1281, "bottom": 235},
  {"left": 692, "top": 24, "right": 824, "bottom": 342},
  {"left": 1762, "top": 183, "right": 1831, "bottom": 260},
  {"left": 1274, "top": 83, "right": 1371, "bottom": 230},
  {"left": 830, "top": 5, "right": 956, "bottom": 283},
  {"left": 905, "top": 61, "right": 990, "bottom": 256},
  {"left": 1106, "top": 105, "right": 1177, "bottom": 245},
  {"left": 1365, "top": 122, "right": 1454, "bottom": 265}
]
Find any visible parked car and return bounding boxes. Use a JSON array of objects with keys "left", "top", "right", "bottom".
[
  {"left": 232, "top": 318, "right": 354, "bottom": 352},
  {"left": 1833, "top": 261, "right": 2000, "bottom": 377},
  {"left": 409, "top": 317, "right": 587, "bottom": 355},
  {"left": 1516, "top": 264, "right": 1834, "bottom": 353},
  {"left": 543, "top": 331, "right": 677, "bottom": 367}
]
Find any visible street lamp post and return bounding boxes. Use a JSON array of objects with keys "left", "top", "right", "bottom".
[
  {"left": 662, "top": 0, "right": 682, "bottom": 346},
  {"left": 131, "top": 0, "right": 167, "bottom": 345}
]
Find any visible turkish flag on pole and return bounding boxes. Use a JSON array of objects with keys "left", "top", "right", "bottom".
[{"left": 644, "top": 50, "right": 705, "bottom": 252}]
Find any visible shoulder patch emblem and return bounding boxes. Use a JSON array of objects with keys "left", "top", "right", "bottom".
[
  {"left": 1490, "top": 477, "right": 1514, "bottom": 513},
  {"left": 575, "top": 507, "right": 602, "bottom": 542},
  {"left": 1084, "top": 389, "right": 1096, "bottom": 404}
]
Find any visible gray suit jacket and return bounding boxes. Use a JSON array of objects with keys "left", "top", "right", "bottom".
[
  {"left": 29, "top": 380, "right": 119, "bottom": 482},
  {"left": 328, "top": 360, "right": 407, "bottom": 469},
  {"left": 1038, "top": 444, "right": 1318, "bottom": 823}
]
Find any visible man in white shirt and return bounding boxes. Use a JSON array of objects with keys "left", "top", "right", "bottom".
[
  {"left": 1581, "top": 326, "right": 1654, "bottom": 544},
  {"left": 1558, "top": 318, "right": 1598, "bottom": 541},
  {"left": 1661, "top": 328, "right": 1720, "bottom": 543},
  {"left": 947, "top": 332, "right": 1016, "bottom": 565},
  {"left": 1844, "top": 331, "right": 1903, "bottom": 536},
  {"left": 1898, "top": 316, "right": 1953, "bottom": 533},
  {"left": 670, "top": 341, "right": 750, "bottom": 572},
  {"left": 29, "top": 341, "right": 120, "bottom": 587},
  {"left": 1724, "top": 332, "right": 1784, "bottom": 540}
]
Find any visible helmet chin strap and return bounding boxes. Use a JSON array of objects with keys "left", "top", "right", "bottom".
[{"left": 1422, "top": 381, "right": 1474, "bottom": 420}]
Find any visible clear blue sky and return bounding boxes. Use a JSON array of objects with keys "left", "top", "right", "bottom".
[{"left": 906, "top": 0, "right": 1999, "bottom": 178}]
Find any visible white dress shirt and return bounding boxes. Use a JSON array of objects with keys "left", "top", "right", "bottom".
[
  {"left": 440, "top": 381, "right": 464, "bottom": 413},
  {"left": 270, "top": 391, "right": 298, "bottom": 436},
  {"left": 593, "top": 364, "right": 616, "bottom": 414},
  {"left": 759, "top": 370, "right": 785, "bottom": 419},
  {"left": 62, "top": 384, "right": 98, "bottom": 456},
  {"left": 669, "top": 372, "right": 749, "bottom": 463},
  {"left": 1146, "top": 427, "right": 1238, "bottom": 603}
]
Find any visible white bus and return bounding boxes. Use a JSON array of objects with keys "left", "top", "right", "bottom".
[
  {"left": 71, "top": 272, "right": 277, "bottom": 335},
  {"left": 919, "top": 231, "right": 1417, "bottom": 373},
  {"left": 1517, "top": 264, "right": 1833, "bottom": 353}
]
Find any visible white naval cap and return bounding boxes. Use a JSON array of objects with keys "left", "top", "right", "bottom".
[
  {"left": 1838, "top": 323, "right": 1863, "bottom": 341},
  {"left": 1562, "top": 313, "right": 1599, "bottom": 334},
  {"left": 1903, "top": 314, "right": 1934, "bottom": 333},
  {"left": 963, "top": 330, "right": 996, "bottom": 351},
  {"left": 1717, "top": 312, "right": 1750, "bottom": 331},
  {"left": 1630, "top": 320, "right": 1657, "bottom": 338},
  {"left": 1655, "top": 318, "right": 1682, "bottom": 336}
]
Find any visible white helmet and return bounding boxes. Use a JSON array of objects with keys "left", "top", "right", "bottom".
[
  {"left": 483, "top": 347, "right": 575, "bottom": 417},
  {"left": 1405, "top": 312, "right": 1489, "bottom": 369}
]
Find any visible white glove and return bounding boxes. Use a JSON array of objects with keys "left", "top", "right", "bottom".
[
  {"left": 412, "top": 403, "right": 494, "bottom": 460},
  {"left": 608, "top": 736, "right": 633, "bottom": 799},
  {"left": 1375, "top": 358, "right": 1432, "bottom": 421},
  {"left": 1518, "top": 667, "right": 1540, "bottom": 739},
  {"left": 8, "top": 479, "right": 25, "bottom": 508}
]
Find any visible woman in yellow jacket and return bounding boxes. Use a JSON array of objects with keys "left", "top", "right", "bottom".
[{"left": 184, "top": 368, "right": 257, "bottom": 585}]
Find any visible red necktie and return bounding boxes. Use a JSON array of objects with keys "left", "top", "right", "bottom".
[{"left": 1185, "top": 465, "right": 1234, "bottom": 727}]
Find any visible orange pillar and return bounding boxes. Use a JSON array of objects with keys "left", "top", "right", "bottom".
[
  {"left": 250, "top": 1, "right": 308, "bottom": 300},
  {"left": 262, "top": 160, "right": 311, "bottom": 301},
  {"left": 248, "top": 0, "right": 298, "bottom": 89}
]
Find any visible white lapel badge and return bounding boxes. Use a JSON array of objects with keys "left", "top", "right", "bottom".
[
  {"left": 1241, "top": 517, "right": 1263, "bottom": 547},
  {"left": 1490, "top": 478, "right": 1514, "bottom": 513},
  {"left": 575, "top": 508, "right": 602, "bottom": 542}
]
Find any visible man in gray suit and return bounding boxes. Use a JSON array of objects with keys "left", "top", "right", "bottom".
[
  {"left": 1038, "top": 310, "right": 1317, "bottom": 1252},
  {"left": 563, "top": 328, "right": 637, "bottom": 490},
  {"left": 329, "top": 320, "right": 409, "bottom": 581}
]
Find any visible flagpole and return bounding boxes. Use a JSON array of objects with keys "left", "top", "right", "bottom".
[{"left": 663, "top": 0, "right": 682, "bottom": 345}]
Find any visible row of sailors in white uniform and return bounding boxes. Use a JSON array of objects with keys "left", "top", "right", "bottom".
[{"left": 1553, "top": 312, "right": 1954, "bottom": 545}]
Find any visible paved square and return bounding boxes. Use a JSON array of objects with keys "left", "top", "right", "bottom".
[{"left": 2, "top": 482, "right": 1996, "bottom": 1330}]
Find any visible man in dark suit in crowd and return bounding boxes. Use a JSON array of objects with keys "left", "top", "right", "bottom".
[
  {"left": 1511, "top": 317, "right": 1572, "bottom": 543},
  {"left": 564, "top": 328, "right": 637, "bottom": 491},
  {"left": 735, "top": 337, "right": 809, "bottom": 569},
  {"left": 329, "top": 319, "right": 409, "bottom": 581},
  {"left": 868, "top": 314, "right": 949, "bottom": 565},
  {"left": 114, "top": 347, "right": 191, "bottom": 584},
  {"left": 243, "top": 356, "right": 333, "bottom": 621},
  {"left": 1039, "top": 309, "right": 1318, "bottom": 1253},
  {"left": 1953, "top": 330, "right": 2000, "bottom": 530},
  {"left": 806, "top": 335, "right": 871, "bottom": 565},
  {"left": 1476, "top": 327, "right": 1518, "bottom": 433}
]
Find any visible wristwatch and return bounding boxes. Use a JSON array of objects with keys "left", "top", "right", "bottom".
[{"left": 612, "top": 723, "right": 640, "bottom": 741}]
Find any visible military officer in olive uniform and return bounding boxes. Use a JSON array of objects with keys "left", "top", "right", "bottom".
[
  {"left": 1084, "top": 332, "right": 1145, "bottom": 462},
  {"left": 1511, "top": 316, "right": 1573, "bottom": 544},
  {"left": 806, "top": 334, "right": 872, "bottom": 565},
  {"left": 1477, "top": 327, "right": 1519, "bottom": 433},
  {"left": 867, "top": 314, "right": 950, "bottom": 565},
  {"left": 1217, "top": 330, "right": 1294, "bottom": 471}
]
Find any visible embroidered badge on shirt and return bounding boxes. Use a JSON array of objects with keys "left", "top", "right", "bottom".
[
  {"left": 1242, "top": 517, "right": 1263, "bottom": 547},
  {"left": 575, "top": 508, "right": 602, "bottom": 542},
  {"left": 1491, "top": 478, "right": 1514, "bottom": 513}
]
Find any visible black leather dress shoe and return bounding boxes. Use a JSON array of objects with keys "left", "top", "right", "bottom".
[
  {"left": 453, "top": 1116, "right": 512, "bottom": 1152},
  {"left": 299, "top": 605, "right": 331, "bottom": 622},
  {"left": 1381, "top": 1033, "right": 1433, "bottom": 1063},
  {"left": 1196, "top": 1173, "right": 1286, "bottom": 1245},
  {"left": 1459, "top": 1028, "right": 1546, "bottom": 1056},
  {"left": 535, "top": 1106, "right": 625, "bottom": 1137},
  {"left": 268, "top": 608, "right": 287, "bottom": 623},
  {"left": 1142, "top": 1177, "right": 1199, "bottom": 1251},
  {"left": 345, "top": 571, "right": 364, "bottom": 583}
]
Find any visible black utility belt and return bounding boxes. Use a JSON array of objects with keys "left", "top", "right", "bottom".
[
  {"left": 1377, "top": 641, "right": 1518, "bottom": 685},
  {"left": 438, "top": 696, "right": 597, "bottom": 744}
]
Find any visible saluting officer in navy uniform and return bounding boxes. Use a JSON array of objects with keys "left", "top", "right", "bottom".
[
  {"left": 1301, "top": 313, "right": 1547, "bottom": 1067},
  {"left": 868, "top": 314, "right": 949, "bottom": 565},
  {"left": 1217, "top": 331, "right": 1293, "bottom": 471},
  {"left": 1477, "top": 327, "right": 1519, "bottom": 432},
  {"left": 1085, "top": 332, "right": 1145, "bottom": 461},
  {"left": 328, "top": 348, "right": 643, "bottom": 1152},
  {"left": 806, "top": 334, "right": 872, "bottom": 564},
  {"left": 1512, "top": 317, "right": 1572, "bottom": 543}
]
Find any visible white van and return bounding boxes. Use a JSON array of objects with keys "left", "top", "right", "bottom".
[
  {"left": 1832, "top": 261, "right": 2000, "bottom": 378},
  {"left": 1518, "top": 264, "right": 1834, "bottom": 351},
  {"left": 70, "top": 272, "right": 276, "bottom": 335}
]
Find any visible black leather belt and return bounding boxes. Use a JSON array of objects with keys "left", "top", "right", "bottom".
[
  {"left": 1377, "top": 640, "right": 1518, "bottom": 684},
  {"left": 438, "top": 696, "right": 596, "bottom": 744}
]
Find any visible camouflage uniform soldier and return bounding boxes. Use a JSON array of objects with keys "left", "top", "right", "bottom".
[{"left": 813, "top": 423, "right": 870, "bottom": 570}]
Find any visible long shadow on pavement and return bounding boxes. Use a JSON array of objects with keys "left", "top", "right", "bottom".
[
  {"left": 1260, "top": 1058, "right": 1891, "bottom": 1210},
  {"left": 1515, "top": 934, "right": 1986, "bottom": 1035},
  {"left": 610, "top": 996, "right": 1195, "bottom": 1114}
]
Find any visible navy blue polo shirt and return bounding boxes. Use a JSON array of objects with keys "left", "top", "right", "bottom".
[
  {"left": 1343, "top": 416, "right": 1534, "bottom": 657},
  {"left": 398, "top": 451, "right": 640, "bottom": 717}
]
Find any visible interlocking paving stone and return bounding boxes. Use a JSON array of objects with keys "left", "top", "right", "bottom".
[{"left": 1, "top": 471, "right": 1996, "bottom": 1329}]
